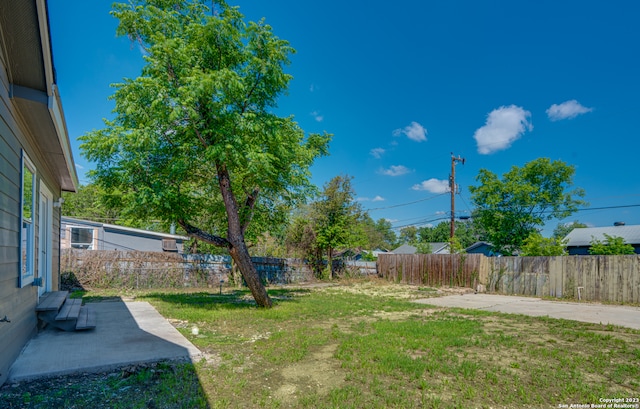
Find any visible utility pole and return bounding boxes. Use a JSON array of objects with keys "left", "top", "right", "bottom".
[{"left": 450, "top": 153, "right": 465, "bottom": 238}]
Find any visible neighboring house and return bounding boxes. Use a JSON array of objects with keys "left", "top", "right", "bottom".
[
  {"left": 392, "top": 242, "right": 499, "bottom": 256},
  {"left": 391, "top": 242, "right": 450, "bottom": 254},
  {"left": 564, "top": 224, "right": 640, "bottom": 255},
  {"left": 465, "top": 241, "right": 499, "bottom": 256},
  {"left": 61, "top": 217, "right": 189, "bottom": 253},
  {"left": 391, "top": 243, "right": 417, "bottom": 254},
  {"left": 0, "top": 1, "right": 78, "bottom": 386}
]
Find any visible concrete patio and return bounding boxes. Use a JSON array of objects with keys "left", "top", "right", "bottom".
[{"left": 8, "top": 300, "right": 201, "bottom": 383}]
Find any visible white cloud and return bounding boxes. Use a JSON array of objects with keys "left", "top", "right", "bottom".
[
  {"left": 358, "top": 195, "right": 385, "bottom": 202},
  {"left": 381, "top": 165, "right": 411, "bottom": 176},
  {"left": 393, "top": 121, "right": 427, "bottom": 142},
  {"left": 75, "top": 164, "right": 85, "bottom": 169},
  {"left": 412, "top": 178, "right": 450, "bottom": 193},
  {"left": 310, "top": 111, "right": 324, "bottom": 122},
  {"left": 546, "top": 100, "right": 593, "bottom": 121},
  {"left": 474, "top": 105, "right": 532, "bottom": 155},
  {"left": 370, "top": 148, "right": 385, "bottom": 159}
]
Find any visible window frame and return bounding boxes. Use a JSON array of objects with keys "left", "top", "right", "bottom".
[
  {"left": 19, "top": 150, "right": 36, "bottom": 288},
  {"left": 70, "top": 227, "right": 94, "bottom": 249}
]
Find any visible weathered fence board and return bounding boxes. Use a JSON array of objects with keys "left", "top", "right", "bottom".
[
  {"left": 379, "top": 253, "right": 640, "bottom": 303},
  {"left": 487, "top": 255, "right": 640, "bottom": 303},
  {"left": 377, "top": 254, "right": 484, "bottom": 289}
]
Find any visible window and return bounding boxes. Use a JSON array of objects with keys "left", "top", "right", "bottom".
[
  {"left": 71, "top": 227, "right": 94, "bottom": 249},
  {"left": 20, "top": 151, "right": 35, "bottom": 287},
  {"left": 162, "top": 239, "right": 178, "bottom": 252}
]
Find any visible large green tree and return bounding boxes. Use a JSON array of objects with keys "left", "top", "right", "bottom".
[
  {"left": 469, "top": 158, "right": 586, "bottom": 255},
  {"left": 81, "top": 0, "right": 330, "bottom": 307}
]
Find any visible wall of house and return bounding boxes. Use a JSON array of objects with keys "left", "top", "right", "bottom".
[
  {"left": 568, "top": 245, "right": 640, "bottom": 256},
  {"left": 102, "top": 228, "right": 184, "bottom": 253},
  {"left": 61, "top": 221, "right": 185, "bottom": 253},
  {"left": 0, "top": 56, "right": 63, "bottom": 386}
]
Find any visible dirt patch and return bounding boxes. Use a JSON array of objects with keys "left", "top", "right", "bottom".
[
  {"left": 274, "top": 343, "right": 344, "bottom": 403},
  {"left": 319, "top": 279, "right": 474, "bottom": 300}
]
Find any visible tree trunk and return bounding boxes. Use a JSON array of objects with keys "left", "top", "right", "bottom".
[
  {"left": 217, "top": 162, "right": 272, "bottom": 308},
  {"left": 228, "top": 237, "right": 272, "bottom": 307}
]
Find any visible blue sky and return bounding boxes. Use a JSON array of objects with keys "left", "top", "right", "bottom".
[{"left": 48, "top": 0, "right": 640, "bottom": 236}]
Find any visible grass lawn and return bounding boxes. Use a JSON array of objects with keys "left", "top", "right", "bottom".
[{"left": 2, "top": 279, "right": 639, "bottom": 408}]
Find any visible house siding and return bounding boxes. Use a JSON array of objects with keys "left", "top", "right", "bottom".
[
  {"left": 568, "top": 244, "right": 640, "bottom": 256},
  {"left": 61, "top": 218, "right": 187, "bottom": 253},
  {"left": 102, "top": 229, "right": 182, "bottom": 252},
  {"left": 0, "top": 82, "right": 28, "bottom": 385},
  {"left": 0, "top": 61, "right": 63, "bottom": 385}
]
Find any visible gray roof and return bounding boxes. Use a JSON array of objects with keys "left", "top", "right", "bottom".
[
  {"left": 62, "top": 217, "right": 189, "bottom": 241},
  {"left": 391, "top": 242, "right": 449, "bottom": 254},
  {"left": 392, "top": 244, "right": 417, "bottom": 254},
  {"left": 564, "top": 225, "right": 640, "bottom": 247},
  {"left": 431, "top": 242, "right": 450, "bottom": 254}
]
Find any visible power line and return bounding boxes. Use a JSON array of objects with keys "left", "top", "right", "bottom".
[
  {"left": 366, "top": 193, "right": 448, "bottom": 211},
  {"left": 473, "top": 203, "right": 640, "bottom": 215}
]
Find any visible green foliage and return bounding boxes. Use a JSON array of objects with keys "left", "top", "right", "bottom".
[
  {"left": 448, "top": 235, "right": 465, "bottom": 254},
  {"left": 61, "top": 183, "right": 132, "bottom": 225},
  {"left": 520, "top": 233, "right": 567, "bottom": 256},
  {"left": 361, "top": 251, "right": 377, "bottom": 261},
  {"left": 469, "top": 158, "right": 586, "bottom": 255},
  {"left": 418, "top": 220, "right": 485, "bottom": 250},
  {"left": 414, "top": 242, "right": 432, "bottom": 254},
  {"left": 588, "top": 234, "right": 635, "bottom": 255},
  {"left": 359, "top": 215, "right": 397, "bottom": 250},
  {"left": 553, "top": 220, "right": 588, "bottom": 239},
  {"left": 399, "top": 226, "right": 418, "bottom": 244},
  {"left": 22, "top": 166, "right": 33, "bottom": 220}
]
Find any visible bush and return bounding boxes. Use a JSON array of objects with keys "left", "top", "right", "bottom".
[{"left": 589, "top": 234, "right": 635, "bottom": 255}]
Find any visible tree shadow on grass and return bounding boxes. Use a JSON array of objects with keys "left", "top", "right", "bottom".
[{"left": 137, "top": 288, "right": 312, "bottom": 310}]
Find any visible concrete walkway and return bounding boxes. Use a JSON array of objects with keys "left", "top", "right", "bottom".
[
  {"left": 8, "top": 301, "right": 201, "bottom": 383},
  {"left": 415, "top": 294, "right": 640, "bottom": 329}
]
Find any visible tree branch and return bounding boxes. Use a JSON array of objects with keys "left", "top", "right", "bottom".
[
  {"left": 240, "top": 187, "right": 260, "bottom": 234},
  {"left": 241, "top": 73, "right": 262, "bottom": 114},
  {"left": 178, "top": 218, "right": 230, "bottom": 248},
  {"left": 193, "top": 127, "right": 209, "bottom": 148}
]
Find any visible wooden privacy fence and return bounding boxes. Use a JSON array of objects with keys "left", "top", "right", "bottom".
[
  {"left": 377, "top": 253, "right": 488, "bottom": 289},
  {"left": 489, "top": 255, "right": 640, "bottom": 304},
  {"left": 378, "top": 253, "right": 640, "bottom": 303}
]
